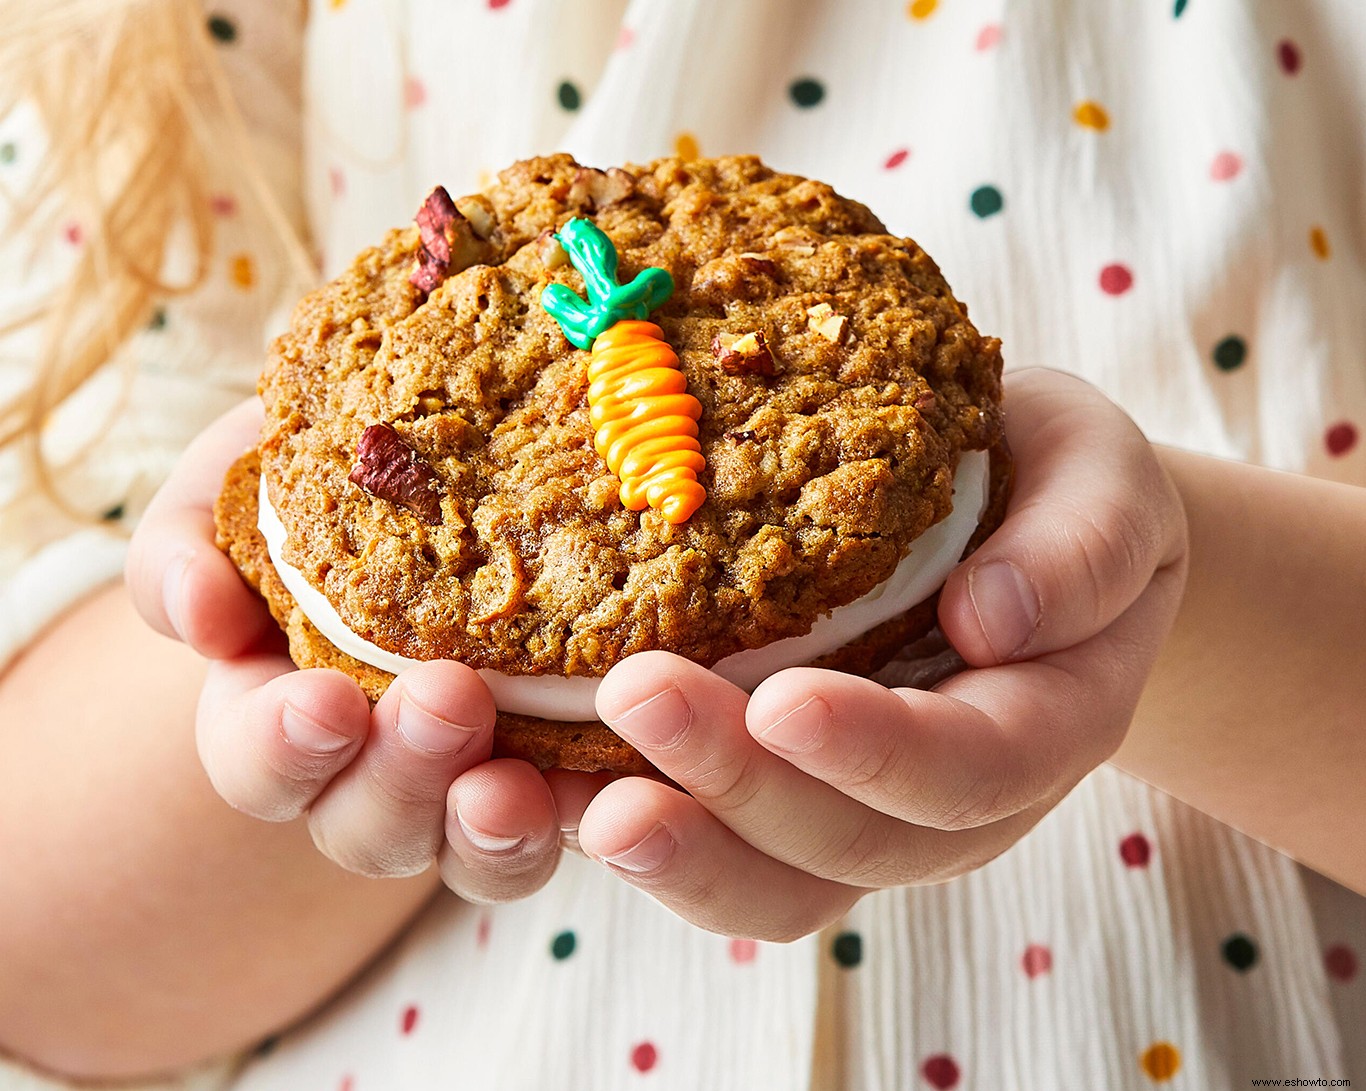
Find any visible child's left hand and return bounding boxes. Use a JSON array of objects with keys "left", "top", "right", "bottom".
[{"left": 577, "top": 368, "right": 1189, "bottom": 940}]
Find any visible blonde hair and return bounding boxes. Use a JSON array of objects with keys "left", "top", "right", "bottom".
[{"left": 0, "top": 0, "right": 310, "bottom": 518}]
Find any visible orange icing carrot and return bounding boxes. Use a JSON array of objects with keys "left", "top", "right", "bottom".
[
  {"left": 588, "top": 320, "right": 706, "bottom": 524},
  {"left": 540, "top": 217, "right": 706, "bottom": 524}
]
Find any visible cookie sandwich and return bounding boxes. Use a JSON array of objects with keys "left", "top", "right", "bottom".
[{"left": 215, "top": 155, "right": 1010, "bottom": 773}]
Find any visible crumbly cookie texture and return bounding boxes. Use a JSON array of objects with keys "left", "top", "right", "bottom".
[{"left": 256, "top": 154, "right": 1004, "bottom": 677}]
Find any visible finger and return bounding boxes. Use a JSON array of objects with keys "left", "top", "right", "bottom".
[
  {"left": 544, "top": 769, "right": 616, "bottom": 852},
  {"left": 126, "top": 397, "right": 272, "bottom": 658},
  {"left": 938, "top": 368, "right": 1187, "bottom": 666},
  {"left": 598, "top": 652, "right": 1018, "bottom": 886},
  {"left": 439, "top": 760, "right": 562, "bottom": 903},
  {"left": 578, "top": 776, "right": 863, "bottom": 941},
  {"left": 196, "top": 659, "right": 370, "bottom": 821},
  {"left": 306, "top": 661, "right": 496, "bottom": 878},
  {"left": 751, "top": 563, "right": 1184, "bottom": 830}
]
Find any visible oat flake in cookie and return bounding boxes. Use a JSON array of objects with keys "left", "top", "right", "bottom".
[{"left": 214, "top": 155, "right": 1011, "bottom": 773}]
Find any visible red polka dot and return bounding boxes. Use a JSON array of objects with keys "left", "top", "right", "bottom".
[
  {"left": 400, "top": 1005, "right": 419, "bottom": 1035},
  {"left": 487, "top": 0, "right": 511, "bottom": 8},
  {"left": 404, "top": 76, "right": 427, "bottom": 109},
  {"left": 1120, "top": 832, "right": 1152, "bottom": 867},
  {"left": 1021, "top": 944, "right": 1053, "bottom": 978},
  {"left": 1325, "top": 943, "right": 1359, "bottom": 982},
  {"left": 922, "top": 1053, "right": 961, "bottom": 1089},
  {"left": 884, "top": 148, "right": 911, "bottom": 170},
  {"left": 209, "top": 193, "right": 237, "bottom": 216},
  {"left": 1099, "top": 263, "right": 1134, "bottom": 296},
  {"left": 729, "top": 937, "right": 758, "bottom": 964},
  {"left": 62, "top": 221, "right": 83, "bottom": 246},
  {"left": 329, "top": 166, "right": 346, "bottom": 198},
  {"left": 1278, "top": 39, "right": 1302, "bottom": 75},
  {"left": 616, "top": 25, "right": 636, "bottom": 50},
  {"left": 1210, "top": 151, "right": 1243, "bottom": 181},
  {"left": 975, "top": 24, "right": 1003, "bottom": 51},
  {"left": 631, "top": 1041, "right": 658, "bottom": 1073},
  {"left": 1326, "top": 421, "right": 1359, "bottom": 457},
  {"left": 477, "top": 911, "right": 492, "bottom": 948},
  {"left": 339, "top": 1077, "right": 354, "bottom": 1091}
]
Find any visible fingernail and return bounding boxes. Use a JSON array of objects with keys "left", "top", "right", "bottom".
[
  {"left": 968, "top": 560, "right": 1041, "bottom": 660},
  {"left": 397, "top": 693, "right": 481, "bottom": 755},
  {"left": 602, "top": 823, "right": 675, "bottom": 874},
  {"left": 455, "top": 808, "right": 526, "bottom": 854},
  {"left": 162, "top": 552, "right": 193, "bottom": 642},
  {"left": 281, "top": 702, "right": 353, "bottom": 754},
  {"left": 601, "top": 686, "right": 691, "bottom": 749},
  {"left": 757, "top": 696, "right": 830, "bottom": 754}
]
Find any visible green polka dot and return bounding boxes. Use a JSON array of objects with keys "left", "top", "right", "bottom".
[
  {"left": 1213, "top": 334, "right": 1247, "bottom": 371},
  {"left": 147, "top": 307, "right": 167, "bottom": 332},
  {"left": 102, "top": 502, "right": 126, "bottom": 522},
  {"left": 1222, "top": 933, "right": 1258, "bottom": 972},
  {"left": 550, "top": 930, "right": 576, "bottom": 960},
  {"left": 0, "top": 142, "right": 16, "bottom": 165},
  {"left": 1173, "top": 0, "right": 1188, "bottom": 17},
  {"left": 557, "top": 81, "right": 582, "bottom": 112},
  {"left": 970, "top": 184, "right": 1004, "bottom": 218},
  {"left": 789, "top": 78, "right": 825, "bottom": 108},
  {"left": 831, "top": 931, "right": 862, "bottom": 968},
  {"left": 207, "top": 14, "right": 237, "bottom": 43}
]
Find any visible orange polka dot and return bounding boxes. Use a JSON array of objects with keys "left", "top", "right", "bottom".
[
  {"left": 674, "top": 132, "right": 700, "bottom": 160},
  {"left": 230, "top": 253, "right": 256, "bottom": 290},
  {"left": 907, "top": 0, "right": 938, "bottom": 18},
  {"left": 1140, "top": 1042, "right": 1181, "bottom": 1082},
  {"left": 1073, "top": 100, "right": 1110, "bottom": 131},
  {"left": 1310, "top": 225, "right": 1331, "bottom": 260}
]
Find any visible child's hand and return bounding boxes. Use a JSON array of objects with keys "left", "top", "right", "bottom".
[
  {"left": 577, "top": 369, "right": 1189, "bottom": 940},
  {"left": 126, "top": 400, "right": 569, "bottom": 903}
]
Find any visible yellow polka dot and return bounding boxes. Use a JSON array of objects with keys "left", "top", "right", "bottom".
[
  {"left": 1140, "top": 1042, "right": 1181, "bottom": 1082},
  {"left": 1073, "top": 100, "right": 1110, "bottom": 131},
  {"left": 1310, "top": 225, "right": 1331, "bottom": 260},
  {"left": 328, "top": 0, "right": 347, "bottom": 8},
  {"left": 907, "top": 0, "right": 938, "bottom": 18},
  {"left": 674, "top": 132, "right": 700, "bottom": 160},
  {"left": 230, "top": 253, "right": 256, "bottom": 290},
  {"left": 477, "top": 169, "right": 493, "bottom": 190}
]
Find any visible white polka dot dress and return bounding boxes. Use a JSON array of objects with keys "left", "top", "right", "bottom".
[{"left": 2, "top": 1, "right": 1364, "bottom": 1088}]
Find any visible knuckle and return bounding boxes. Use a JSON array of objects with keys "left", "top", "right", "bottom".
[
  {"left": 839, "top": 735, "right": 904, "bottom": 795},
  {"left": 925, "top": 769, "right": 1013, "bottom": 831},
  {"left": 682, "top": 750, "right": 765, "bottom": 812},
  {"left": 811, "top": 811, "right": 900, "bottom": 886},
  {"left": 310, "top": 811, "right": 438, "bottom": 878}
]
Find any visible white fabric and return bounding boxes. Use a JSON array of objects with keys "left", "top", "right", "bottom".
[{"left": 2, "top": 0, "right": 1364, "bottom": 1087}]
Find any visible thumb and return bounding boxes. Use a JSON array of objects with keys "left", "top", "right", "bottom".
[{"left": 938, "top": 369, "right": 1187, "bottom": 666}]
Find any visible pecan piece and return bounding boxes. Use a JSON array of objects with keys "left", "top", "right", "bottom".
[
  {"left": 806, "top": 302, "right": 848, "bottom": 343},
  {"left": 713, "top": 331, "right": 777, "bottom": 377},
  {"left": 410, "top": 186, "right": 482, "bottom": 296},
  {"left": 348, "top": 423, "right": 442, "bottom": 524},
  {"left": 567, "top": 166, "right": 635, "bottom": 211}
]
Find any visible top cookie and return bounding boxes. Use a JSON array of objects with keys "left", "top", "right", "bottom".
[{"left": 259, "top": 155, "right": 1004, "bottom": 677}]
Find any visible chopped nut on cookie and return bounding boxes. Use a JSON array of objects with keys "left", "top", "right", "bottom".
[
  {"left": 806, "top": 302, "right": 849, "bottom": 343},
  {"left": 348, "top": 423, "right": 443, "bottom": 524},
  {"left": 411, "top": 185, "right": 486, "bottom": 296},
  {"left": 568, "top": 166, "right": 635, "bottom": 211},
  {"left": 713, "top": 330, "right": 777, "bottom": 377}
]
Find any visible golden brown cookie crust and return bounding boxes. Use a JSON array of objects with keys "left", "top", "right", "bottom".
[{"left": 257, "top": 155, "right": 1005, "bottom": 678}]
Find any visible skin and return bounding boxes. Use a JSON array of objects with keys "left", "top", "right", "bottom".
[{"left": 1, "top": 368, "right": 1359, "bottom": 1079}]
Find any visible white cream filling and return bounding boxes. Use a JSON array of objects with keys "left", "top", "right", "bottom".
[{"left": 258, "top": 449, "right": 989, "bottom": 721}]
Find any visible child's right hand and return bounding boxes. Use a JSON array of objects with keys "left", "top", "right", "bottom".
[{"left": 126, "top": 400, "right": 580, "bottom": 903}]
